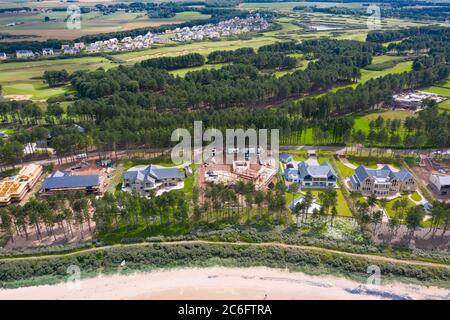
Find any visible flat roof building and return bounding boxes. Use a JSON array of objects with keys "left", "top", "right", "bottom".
[{"left": 42, "top": 171, "right": 101, "bottom": 195}]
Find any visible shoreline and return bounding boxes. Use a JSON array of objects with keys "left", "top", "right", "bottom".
[{"left": 0, "top": 266, "right": 448, "bottom": 300}]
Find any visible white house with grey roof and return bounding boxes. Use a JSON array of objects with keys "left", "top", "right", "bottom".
[
  {"left": 430, "top": 174, "right": 450, "bottom": 196},
  {"left": 122, "top": 164, "right": 185, "bottom": 196},
  {"left": 349, "top": 165, "right": 416, "bottom": 197},
  {"left": 284, "top": 161, "right": 337, "bottom": 188}
]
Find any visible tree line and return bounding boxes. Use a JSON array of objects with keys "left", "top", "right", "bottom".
[{"left": 68, "top": 39, "right": 376, "bottom": 110}]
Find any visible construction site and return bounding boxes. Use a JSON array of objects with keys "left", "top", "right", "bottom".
[
  {"left": 0, "top": 164, "right": 43, "bottom": 206},
  {"left": 198, "top": 149, "right": 277, "bottom": 191},
  {"left": 411, "top": 154, "right": 450, "bottom": 201},
  {"left": 40, "top": 159, "right": 112, "bottom": 196}
]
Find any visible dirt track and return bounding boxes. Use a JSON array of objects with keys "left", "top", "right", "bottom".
[{"left": 2, "top": 240, "right": 449, "bottom": 270}]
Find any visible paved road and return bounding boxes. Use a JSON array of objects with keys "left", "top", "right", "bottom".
[{"left": 1, "top": 145, "right": 449, "bottom": 172}]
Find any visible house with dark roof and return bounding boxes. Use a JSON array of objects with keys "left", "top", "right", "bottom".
[
  {"left": 122, "top": 164, "right": 185, "bottom": 196},
  {"left": 349, "top": 165, "right": 416, "bottom": 197},
  {"left": 280, "top": 153, "right": 293, "bottom": 164},
  {"left": 42, "top": 171, "right": 101, "bottom": 195},
  {"left": 284, "top": 161, "right": 337, "bottom": 188}
]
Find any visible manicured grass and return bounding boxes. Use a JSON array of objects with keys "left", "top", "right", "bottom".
[
  {"left": 286, "top": 187, "right": 352, "bottom": 217},
  {"left": 335, "top": 159, "right": 355, "bottom": 178},
  {"left": 384, "top": 195, "right": 416, "bottom": 218},
  {"left": 410, "top": 191, "right": 422, "bottom": 202},
  {"left": 0, "top": 56, "right": 114, "bottom": 82},
  {"left": 370, "top": 55, "right": 406, "bottom": 64},
  {"left": 273, "top": 60, "right": 310, "bottom": 78},
  {"left": 122, "top": 158, "right": 179, "bottom": 171},
  {"left": 114, "top": 37, "right": 279, "bottom": 63},
  {"left": 347, "top": 159, "right": 378, "bottom": 169},
  {"left": 421, "top": 86, "right": 450, "bottom": 98},
  {"left": 2, "top": 81, "right": 73, "bottom": 100},
  {"left": 309, "top": 188, "right": 352, "bottom": 217},
  {"left": 438, "top": 99, "right": 450, "bottom": 112},
  {"left": 360, "top": 61, "right": 413, "bottom": 83},
  {"left": 293, "top": 155, "right": 308, "bottom": 162},
  {"left": 353, "top": 110, "right": 415, "bottom": 134},
  {"left": 169, "top": 63, "right": 227, "bottom": 77}
]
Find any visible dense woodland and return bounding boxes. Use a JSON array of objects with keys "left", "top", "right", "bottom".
[{"left": 1, "top": 27, "right": 450, "bottom": 165}]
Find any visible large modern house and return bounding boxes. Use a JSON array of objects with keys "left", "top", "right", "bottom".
[
  {"left": 429, "top": 174, "right": 450, "bottom": 196},
  {"left": 122, "top": 164, "right": 185, "bottom": 196},
  {"left": 284, "top": 161, "right": 337, "bottom": 188},
  {"left": 349, "top": 165, "right": 416, "bottom": 197}
]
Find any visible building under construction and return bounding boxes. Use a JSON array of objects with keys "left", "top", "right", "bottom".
[{"left": 0, "top": 164, "right": 43, "bottom": 206}]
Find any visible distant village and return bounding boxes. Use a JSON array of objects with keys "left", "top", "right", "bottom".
[{"left": 0, "top": 15, "right": 269, "bottom": 61}]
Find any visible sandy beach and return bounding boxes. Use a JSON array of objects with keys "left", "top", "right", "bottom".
[{"left": 0, "top": 267, "right": 448, "bottom": 300}]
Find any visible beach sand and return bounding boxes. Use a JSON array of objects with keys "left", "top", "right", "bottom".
[{"left": 0, "top": 267, "right": 448, "bottom": 300}]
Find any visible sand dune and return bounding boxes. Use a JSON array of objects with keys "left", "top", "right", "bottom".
[{"left": 0, "top": 267, "right": 449, "bottom": 300}]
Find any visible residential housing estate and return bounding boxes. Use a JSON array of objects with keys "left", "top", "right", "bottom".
[
  {"left": 1, "top": 15, "right": 269, "bottom": 61},
  {"left": 122, "top": 164, "right": 185, "bottom": 196},
  {"left": 284, "top": 161, "right": 337, "bottom": 188},
  {"left": 349, "top": 165, "right": 416, "bottom": 197}
]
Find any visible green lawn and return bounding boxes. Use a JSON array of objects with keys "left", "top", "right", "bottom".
[
  {"left": 347, "top": 159, "right": 378, "bottom": 169},
  {"left": 421, "top": 86, "right": 450, "bottom": 98},
  {"left": 0, "top": 57, "right": 114, "bottom": 83},
  {"left": 273, "top": 60, "right": 310, "bottom": 78},
  {"left": 410, "top": 191, "right": 422, "bottom": 202},
  {"left": 286, "top": 187, "right": 352, "bottom": 217},
  {"left": 438, "top": 99, "right": 450, "bottom": 112},
  {"left": 169, "top": 63, "right": 227, "bottom": 77},
  {"left": 360, "top": 61, "right": 413, "bottom": 83},
  {"left": 370, "top": 55, "right": 406, "bottom": 64},
  {"left": 353, "top": 110, "right": 415, "bottom": 133},
  {"left": 335, "top": 159, "right": 355, "bottom": 178},
  {"left": 384, "top": 195, "right": 416, "bottom": 218},
  {"left": 2, "top": 81, "right": 73, "bottom": 100},
  {"left": 293, "top": 155, "right": 308, "bottom": 162}
]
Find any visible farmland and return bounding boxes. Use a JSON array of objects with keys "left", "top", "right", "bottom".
[{"left": 0, "top": 10, "right": 211, "bottom": 41}]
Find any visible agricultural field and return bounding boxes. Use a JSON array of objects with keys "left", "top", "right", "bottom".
[
  {"left": 239, "top": 1, "right": 366, "bottom": 11},
  {"left": 0, "top": 10, "right": 211, "bottom": 41}
]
